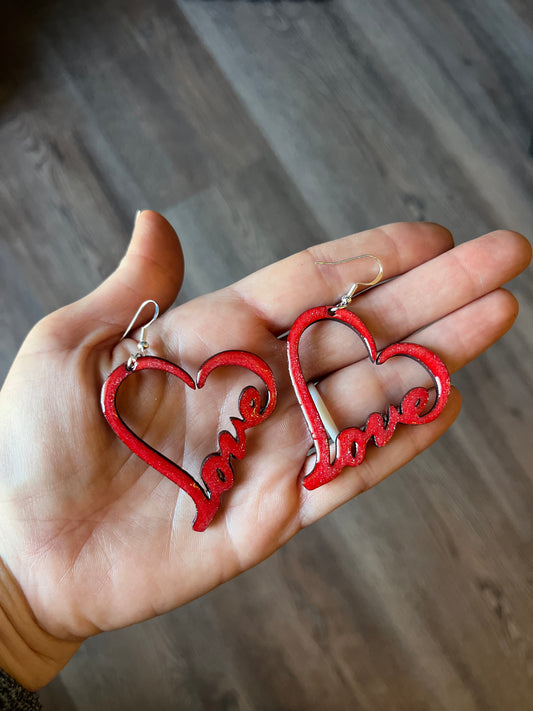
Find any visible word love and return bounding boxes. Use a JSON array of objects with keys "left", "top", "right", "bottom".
[
  {"left": 287, "top": 306, "right": 451, "bottom": 490},
  {"left": 101, "top": 351, "right": 277, "bottom": 531}
]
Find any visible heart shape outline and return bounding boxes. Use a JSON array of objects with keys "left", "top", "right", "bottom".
[
  {"left": 287, "top": 306, "right": 451, "bottom": 489},
  {"left": 101, "top": 351, "right": 277, "bottom": 531}
]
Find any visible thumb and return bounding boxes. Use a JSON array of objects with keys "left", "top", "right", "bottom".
[
  {"left": 57, "top": 211, "right": 184, "bottom": 344},
  {"left": 93, "top": 209, "right": 184, "bottom": 321}
]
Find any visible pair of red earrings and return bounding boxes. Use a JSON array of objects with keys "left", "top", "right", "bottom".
[{"left": 101, "top": 256, "right": 450, "bottom": 531}]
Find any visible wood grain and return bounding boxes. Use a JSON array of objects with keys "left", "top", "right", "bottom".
[{"left": 1, "top": 0, "right": 531, "bottom": 708}]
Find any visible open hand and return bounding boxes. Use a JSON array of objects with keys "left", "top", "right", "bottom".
[{"left": 0, "top": 212, "right": 529, "bottom": 689}]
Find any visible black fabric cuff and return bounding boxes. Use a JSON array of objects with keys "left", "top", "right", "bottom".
[{"left": 0, "top": 668, "right": 42, "bottom": 710}]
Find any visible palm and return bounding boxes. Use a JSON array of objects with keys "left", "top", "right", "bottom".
[{"left": 0, "top": 213, "right": 529, "bottom": 644}]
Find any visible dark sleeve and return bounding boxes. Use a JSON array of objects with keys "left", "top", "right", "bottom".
[{"left": 0, "top": 669, "right": 42, "bottom": 710}]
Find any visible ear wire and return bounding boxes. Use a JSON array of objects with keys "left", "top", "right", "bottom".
[
  {"left": 315, "top": 254, "right": 384, "bottom": 312},
  {"left": 121, "top": 300, "right": 160, "bottom": 371}
]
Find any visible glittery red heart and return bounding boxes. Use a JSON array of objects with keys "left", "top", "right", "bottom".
[
  {"left": 101, "top": 351, "right": 277, "bottom": 531},
  {"left": 287, "top": 307, "right": 450, "bottom": 489}
]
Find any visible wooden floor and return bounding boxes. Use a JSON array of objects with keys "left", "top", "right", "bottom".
[{"left": 2, "top": 0, "right": 532, "bottom": 708}]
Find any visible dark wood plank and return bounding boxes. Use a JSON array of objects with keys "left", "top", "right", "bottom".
[{"left": 169, "top": 155, "right": 328, "bottom": 301}]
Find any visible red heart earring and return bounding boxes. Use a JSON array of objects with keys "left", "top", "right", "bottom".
[
  {"left": 101, "top": 300, "right": 277, "bottom": 531},
  {"left": 287, "top": 256, "right": 451, "bottom": 489}
]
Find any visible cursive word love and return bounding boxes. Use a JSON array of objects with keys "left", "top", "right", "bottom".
[
  {"left": 101, "top": 352, "right": 277, "bottom": 531},
  {"left": 307, "top": 386, "right": 438, "bottom": 489},
  {"left": 194, "top": 384, "right": 274, "bottom": 529}
]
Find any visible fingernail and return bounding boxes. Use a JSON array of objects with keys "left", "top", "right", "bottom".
[{"left": 134, "top": 209, "right": 144, "bottom": 224}]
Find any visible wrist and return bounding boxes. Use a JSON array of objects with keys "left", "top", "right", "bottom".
[{"left": 0, "top": 559, "right": 82, "bottom": 691}]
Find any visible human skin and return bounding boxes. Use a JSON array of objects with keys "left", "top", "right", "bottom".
[{"left": 0, "top": 212, "right": 530, "bottom": 690}]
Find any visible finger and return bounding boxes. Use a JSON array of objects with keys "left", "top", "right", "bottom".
[
  {"left": 297, "top": 386, "right": 462, "bottom": 528},
  {"left": 34, "top": 211, "right": 184, "bottom": 348},
  {"left": 233, "top": 222, "right": 454, "bottom": 334},
  {"left": 419, "top": 287, "right": 519, "bottom": 374},
  {"left": 297, "top": 229, "right": 531, "bottom": 381},
  {"left": 313, "top": 288, "right": 517, "bottom": 430}
]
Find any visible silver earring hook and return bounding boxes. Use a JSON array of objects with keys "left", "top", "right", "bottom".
[
  {"left": 314, "top": 254, "right": 384, "bottom": 313},
  {"left": 122, "top": 299, "right": 160, "bottom": 341},
  {"left": 122, "top": 299, "right": 160, "bottom": 371}
]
